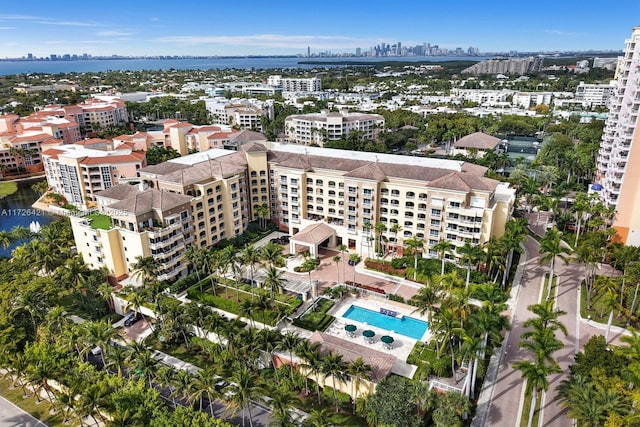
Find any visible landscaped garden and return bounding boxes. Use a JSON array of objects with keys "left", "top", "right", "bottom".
[
  {"left": 293, "top": 297, "right": 335, "bottom": 331},
  {"left": 187, "top": 278, "right": 302, "bottom": 326}
]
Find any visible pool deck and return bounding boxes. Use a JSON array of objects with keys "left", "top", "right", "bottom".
[{"left": 325, "top": 296, "right": 430, "bottom": 373}]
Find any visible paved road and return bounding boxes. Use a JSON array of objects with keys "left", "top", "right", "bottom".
[
  {"left": 484, "top": 235, "right": 544, "bottom": 426},
  {"left": 481, "top": 213, "right": 628, "bottom": 427},
  {"left": 0, "top": 394, "right": 48, "bottom": 427}
]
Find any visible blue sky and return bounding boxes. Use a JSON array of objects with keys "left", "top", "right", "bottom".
[{"left": 1, "top": 1, "right": 639, "bottom": 58}]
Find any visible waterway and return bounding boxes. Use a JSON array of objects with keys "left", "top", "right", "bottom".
[
  {"left": 0, "top": 179, "right": 55, "bottom": 257},
  {"left": 0, "top": 56, "right": 489, "bottom": 75}
]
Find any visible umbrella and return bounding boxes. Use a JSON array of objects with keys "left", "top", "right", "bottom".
[
  {"left": 381, "top": 335, "right": 394, "bottom": 344},
  {"left": 363, "top": 330, "right": 375, "bottom": 338},
  {"left": 345, "top": 324, "right": 357, "bottom": 333}
]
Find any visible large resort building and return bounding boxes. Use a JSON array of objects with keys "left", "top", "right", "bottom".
[
  {"left": 596, "top": 26, "right": 640, "bottom": 245},
  {"left": 70, "top": 143, "right": 515, "bottom": 284}
]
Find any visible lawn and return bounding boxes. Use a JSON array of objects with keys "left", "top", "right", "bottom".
[
  {"left": 0, "top": 181, "right": 18, "bottom": 197},
  {"left": 580, "top": 280, "right": 636, "bottom": 328},
  {"left": 293, "top": 297, "right": 335, "bottom": 331},
  {"left": 519, "top": 390, "right": 541, "bottom": 427},
  {"left": 0, "top": 377, "right": 69, "bottom": 426},
  {"left": 187, "top": 281, "right": 301, "bottom": 326},
  {"left": 87, "top": 213, "right": 112, "bottom": 230},
  {"left": 407, "top": 341, "right": 452, "bottom": 378}
]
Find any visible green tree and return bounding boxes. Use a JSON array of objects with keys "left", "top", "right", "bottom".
[
  {"left": 539, "top": 228, "right": 571, "bottom": 300},
  {"left": 433, "top": 238, "right": 454, "bottom": 276}
]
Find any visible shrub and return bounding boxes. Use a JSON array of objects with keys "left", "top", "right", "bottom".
[
  {"left": 388, "top": 294, "right": 405, "bottom": 303},
  {"left": 345, "top": 281, "right": 385, "bottom": 295},
  {"left": 323, "top": 385, "right": 352, "bottom": 405},
  {"left": 365, "top": 259, "right": 406, "bottom": 277}
]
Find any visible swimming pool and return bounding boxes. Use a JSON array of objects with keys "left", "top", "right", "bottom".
[{"left": 342, "top": 305, "right": 429, "bottom": 340}]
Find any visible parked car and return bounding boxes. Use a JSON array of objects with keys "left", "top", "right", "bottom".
[
  {"left": 348, "top": 257, "right": 361, "bottom": 266},
  {"left": 124, "top": 312, "right": 142, "bottom": 327}
]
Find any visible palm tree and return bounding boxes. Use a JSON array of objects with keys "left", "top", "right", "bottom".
[
  {"left": 410, "top": 279, "right": 442, "bottom": 325},
  {"left": 131, "top": 255, "right": 160, "bottom": 287},
  {"left": 571, "top": 191, "right": 592, "bottom": 246},
  {"left": 269, "top": 387, "right": 301, "bottom": 425},
  {"left": 218, "top": 245, "right": 236, "bottom": 300},
  {"left": 295, "top": 340, "right": 321, "bottom": 395},
  {"left": 349, "top": 253, "right": 360, "bottom": 285},
  {"left": 256, "top": 203, "right": 271, "bottom": 229},
  {"left": 81, "top": 319, "right": 117, "bottom": 367},
  {"left": 338, "top": 243, "right": 348, "bottom": 283},
  {"left": 513, "top": 359, "right": 561, "bottom": 427},
  {"left": 264, "top": 266, "right": 285, "bottom": 299},
  {"left": 404, "top": 235, "right": 424, "bottom": 281},
  {"left": 539, "top": 227, "right": 571, "bottom": 300},
  {"left": 183, "top": 245, "right": 204, "bottom": 289},
  {"left": 501, "top": 217, "right": 528, "bottom": 289},
  {"left": 277, "top": 331, "right": 301, "bottom": 383},
  {"left": 431, "top": 306, "right": 464, "bottom": 379},
  {"left": 241, "top": 244, "right": 262, "bottom": 298},
  {"left": 346, "top": 357, "right": 372, "bottom": 413},
  {"left": 433, "top": 238, "right": 454, "bottom": 276},
  {"left": 226, "top": 365, "right": 264, "bottom": 427},
  {"left": 373, "top": 221, "right": 387, "bottom": 257},
  {"left": 389, "top": 223, "right": 403, "bottom": 259},
  {"left": 332, "top": 255, "right": 341, "bottom": 284},
  {"left": 125, "top": 288, "right": 150, "bottom": 328},
  {"left": 304, "top": 408, "right": 334, "bottom": 427},
  {"left": 262, "top": 241, "right": 284, "bottom": 268},
  {"left": 321, "top": 352, "right": 347, "bottom": 412},
  {"left": 0, "top": 230, "right": 14, "bottom": 251},
  {"left": 456, "top": 240, "right": 484, "bottom": 289}
]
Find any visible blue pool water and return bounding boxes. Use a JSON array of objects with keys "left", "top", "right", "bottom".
[{"left": 342, "top": 305, "right": 429, "bottom": 340}]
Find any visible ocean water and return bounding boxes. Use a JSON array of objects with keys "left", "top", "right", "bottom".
[{"left": 0, "top": 56, "right": 487, "bottom": 75}]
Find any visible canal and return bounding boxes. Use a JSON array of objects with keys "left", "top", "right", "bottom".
[{"left": 0, "top": 179, "right": 56, "bottom": 257}]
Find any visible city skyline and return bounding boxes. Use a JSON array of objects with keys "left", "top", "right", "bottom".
[{"left": 0, "top": 1, "right": 639, "bottom": 58}]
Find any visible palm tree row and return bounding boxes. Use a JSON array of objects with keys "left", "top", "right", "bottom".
[
  {"left": 513, "top": 301, "right": 566, "bottom": 427},
  {"left": 411, "top": 274, "right": 510, "bottom": 398}
]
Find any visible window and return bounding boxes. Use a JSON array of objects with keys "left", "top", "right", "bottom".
[
  {"left": 391, "top": 189, "right": 400, "bottom": 196},
  {"left": 316, "top": 179, "right": 323, "bottom": 186},
  {"left": 449, "top": 201, "right": 462, "bottom": 208}
]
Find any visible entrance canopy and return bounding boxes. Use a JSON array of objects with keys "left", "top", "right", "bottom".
[{"left": 289, "top": 222, "right": 336, "bottom": 256}]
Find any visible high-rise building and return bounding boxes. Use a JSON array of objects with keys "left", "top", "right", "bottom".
[{"left": 595, "top": 26, "right": 640, "bottom": 245}]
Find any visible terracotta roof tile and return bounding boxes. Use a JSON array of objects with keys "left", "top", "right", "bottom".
[{"left": 453, "top": 132, "right": 501, "bottom": 150}]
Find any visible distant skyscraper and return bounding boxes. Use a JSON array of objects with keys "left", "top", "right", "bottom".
[
  {"left": 307, "top": 46, "right": 310, "bottom": 58},
  {"left": 356, "top": 47, "right": 361, "bottom": 56},
  {"left": 595, "top": 26, "right": 640, "bottom": 245}
]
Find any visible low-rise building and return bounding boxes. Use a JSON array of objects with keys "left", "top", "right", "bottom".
[{"left": 575, "top": 81, "right": 616, "bottom": 107}]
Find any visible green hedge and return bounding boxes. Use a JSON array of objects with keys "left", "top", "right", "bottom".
[{"left": 293, "top": 297, "right": 335, "bottom": 331}]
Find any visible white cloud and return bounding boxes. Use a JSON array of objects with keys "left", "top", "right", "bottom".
[
  {"left": 96, "top": 30, "right": 134, "bottom": 37},
  {"left": 0, "top": 14, "right": 103, "bottom": 27},
  {"left": 0, "top": 26, "right": 15, "bottom": 30},
  {"left": 544, "top": 29, "right": 584, "bottom": 37},
  {"left": 154, "top": 34, "right": 384, "bottom": 49}
]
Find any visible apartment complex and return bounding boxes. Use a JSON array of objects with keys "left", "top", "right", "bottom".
[
  {"left": 596, "top": 27, "right": 640, "bottom": 245},
  {"left": 268, "top": 75, "right": 322, "bottom": 92},
  {"left": 42, "top": 141, "right": 146, "bottom": 206},
  {"left": 285, "top": 111, "right": 385, "bottom": 146},
  {"left": 0, "top": 113, "right": 82, "bottom": 176},
  {"left": 39, "top": 97, "right": 128, "bottom": 134},
  {"left": 575, "top": 81, "right": 616, "bottom": 107},
  {"left": 73, "top": 142, "right": 514, "bottom": 283},
  {"left": 462, "top": 57, "right": 544, "bottom": 76},
  {"left": 206, "top": 101, "right": 265, "bottom": 131}
]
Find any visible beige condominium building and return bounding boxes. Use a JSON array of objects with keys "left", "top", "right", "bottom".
[
  {"left": 71, "top": 184, "right": 193, "bottom": 283},
  {"left": 72, "top": 142, "right": 514, "bottom": 284},
  {"left": 285, "top": 110, "right": 385, "bottom": 146},
  {"left": 596, "top": 26, "right": 640, "bottom": 245},
  {"left": 267, "top": 145, "right": 514, "bottom": 258}
]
